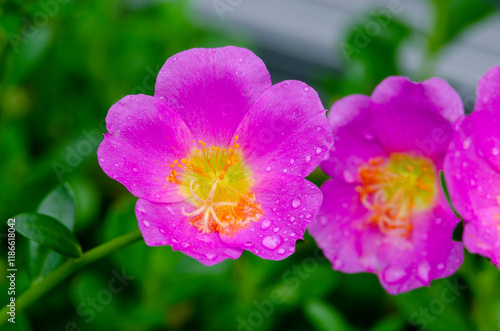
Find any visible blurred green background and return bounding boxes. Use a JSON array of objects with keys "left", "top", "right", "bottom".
[{"left": 1, "top": 0, "right": 500, "bottom": 330}]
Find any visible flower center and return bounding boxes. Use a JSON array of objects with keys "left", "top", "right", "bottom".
[
  {"left": 167, "top": 136, "right": 262, "bottom": 234},
  {"left": 356, "top": 153, "right": 437, "bottom": 237}
]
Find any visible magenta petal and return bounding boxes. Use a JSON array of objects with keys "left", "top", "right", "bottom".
[
  {"left": 98, "top": 95, "right": 195, "bottom": 202},
  {"left": 471, "top": 66, "right": 500, "bottom": 172},
  {"left": 321, "top": 94, "right": 386, "bottom": 181},
  {"left": 154, "top": 46, "right": 272, "bottom": 145},
  {"left": 463, "top": 209, "right": 500, "bottom": 268},
  {"left": 309, "top": 178, "right": 463, "bottom": 295},
  {"left": 308, "top": 178, "right": 369, "bottom": 273},
  {"left": 219, "top": 174, "right": 322, "bottom": 260},
  {"left": 475, "top": 65, "right": 500, "bottom": 112},
  {"left": 444, "top": 115, "right": 500, "bottom": 268},
  {"left": 136, "top": 199, "right": 243, "bottom": 266},
  {"left": 235, "top": 81, "right": 333, "bottom": 177},
  {"left": 371, "top": 77, "right": 462, "bottom": 161},
  {"left": 377, "top": 197, "right": 463, "bottom": 294}
]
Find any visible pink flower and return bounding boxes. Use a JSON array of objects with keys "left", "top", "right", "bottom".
[
  {"left": 444, "top": 66, "right": 500, "bottom": 268},
  {"left": 97, "top": 46, "right": 333, "bottom": 265},
  {"left": 308, "top": 76, "right": 464, "bottom": 294}
]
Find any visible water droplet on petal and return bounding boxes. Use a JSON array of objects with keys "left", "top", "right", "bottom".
[
  {"left": 437, "top": 263, "right": 445, "bottom": 270},
  {"left": 493, "top": 147, "right": 499, "bottom": 156},
  {"left": 236, "top": 69, "right": 243, "bottom": 75},
  {"left": 277, "top": 248, "right": 286, "bottom": 255},
  {"left": 181, "top": 242, "right": 190, "bottom": 248},
  {"left": 289, "top": 159, "right": 295, "bottom": 164},
  {"left": 292, "top": 198, "right": 301, "bottom": 208},
  {"left": 142, "top": 220, "right": 150, "bottom": 228},
  {"left": 273, "top": 227, "right": 280, "bottom": 233},
  {"left": 343, "top": 170, "right": 355, "bottom": 183},
  {"left": 383, "top": 266, "right": 407, "bottom": 284},
  {"left": 304, "top": 87, "right": 310, "bottom": 92},
  {"left": 417, "top": 261, "right": 431, "bottom": 284},
  {"left": 305, "top": 155, "right": 312, "bottom": 164},
  {"left": 206, "top": 253, "right": 218, "bottom": 261},
  {"left": 133, "top": 168, "right": 138, "bottom": 172},
  {"left": 261, "top": 220, "right": 272, "bottom": 230},
  {"left": 262, "top": 235, "right": 282, "bottom": 250},
  {"left": 316, "top": 147, "right": 322, "bottom": 154},
  {"left": 463, "top": 137, "right": 472, "bottom": 150},
  {"left": 266, "top": 166, "right": 272, "bottom": 172},
  {"left": 362, "top": 126, "right": 375, "bottom": 141}
]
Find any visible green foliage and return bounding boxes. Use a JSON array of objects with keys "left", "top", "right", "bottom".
[
  {"left": 304, "top": 299, "right": 354, "bottom": 331},
  {"left": 30, "top": 183, "right": 76, "bottom": 282},
  {"left": 12, "top": 212, "right": 82, "bottom": 258},
  {"left": 1, "top": 0, "right": 499, "bottom": 330}
]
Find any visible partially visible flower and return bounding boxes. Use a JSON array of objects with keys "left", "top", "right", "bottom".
[
  {"left": 444, "top": 66, "right": 500, "bottom": 268},
  {"left": 308, "top": 76, "right": 464, "bottom": 294},
  {"left": 98, "top": 46, "right": 333, "bottom": 265}
]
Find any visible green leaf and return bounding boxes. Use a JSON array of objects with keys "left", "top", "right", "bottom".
[
  {"left": 428, "top": 0, "right": 495, "bottom": 53},
  {"left": 440, "top": 170, "right": 462, "bottom": 219},
  {"left": 30, "top": 183, "right": 76, "bottom": 282},
  {"left": 37, "top": 182, "right": 76, "bottom": 229},
  {"left": 13, "top": 212, "right": 82, "bottom": 258},
  {"left": 369, "top": 316, "right": 405, "bottom": 331},
  {"left": 304, "top": 299, "right": 354, "bottom": 331}
]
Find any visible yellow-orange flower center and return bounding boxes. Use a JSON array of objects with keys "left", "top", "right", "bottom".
[
  {"left": 356, "top": 153, "right": 438, "bottom": 237},
  {"left": 167, "top": 136, "right": 262, "bottom": 234}
]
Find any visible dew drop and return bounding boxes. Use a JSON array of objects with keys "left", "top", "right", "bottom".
[
  {"left": 305, "top": 155, "right": 312, "bottom": 164},
  {"left": 283, "top": 81, "right": 289, "bottom": 87},
  {"left": 142, "top": 220, "right": 150, "bottom": 228},
  {"left": 342, "top": 170, "right": 355, "bottom": 183},
  {"left": 437, "top": 263, "right": 445, "bottom": 270},
  {"left": 262, "top": 235, "right": 282, "bottom": 250},
  {"left": 292, "top": 198, "right": 301, "bottom": 208},
  {"left": 493, "top": 147, "right": 499, "bottom": 156},
  {"left": 273, "top": 227, "right": 280, "bottom": 233},
  {"left": 114, "top": 163, "right": 119, "bottom": 167},
  {"left": 277, "top": 248, "right": 286, "bottom": 255},
  {"left": 206, "top": 253, "right": 218, "bottom": 261},
  {"left": 417, "top": 261, "right": 431, "bottom": 284},
  {"left": 181, "top": 242, "right": 190, "bottom": 248},
  {"left": 304, "top": 87, "right": 310, "bottom": 92},
  {"left": 383, "top": 266, "right": 407, "bottom": 284},
  {"left": 362, "top": 126, "right": 375, "bottom": 141},
  {"left": 133, "top": 168, "right": 138, "bottom": 172},
  {"left": 290, "top": 159, "right": 295, "bottom": 164},
  {"left": 316, "top": 147, "right": 323, "bottom": 154},
  {"left": 283, "top": 168, "right": 288, "bottom": 173},
  {"left": 236, "top": 69, "right": 243, "bottom": 75},
  {"left": 463, "top": 137, "right": 472, "bottom": 150},
  {"left": 266, "top": 166, "right": 272, "bottom": 172},
  {"left": 261, "top": 220, "right": 272, "bottom": 230}
]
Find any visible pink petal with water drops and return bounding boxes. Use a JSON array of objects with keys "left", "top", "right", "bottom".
[
  {"left": 136, "top": 198, "right": 243, "bottom": 266},
  {"left": 320, "top": 94, "right": 386, "bottom": 183},
  {"left": 235, "top": 80, "right": 333, "bottom": 178},
  {"left": 371, "top": 77, "right": 462, "bottom": 162},
  {"left": 219, "top": 174, "right": 322, "bottom": 260},
  {"left": 98, "top": 95, "right": 196, "bottom": 203},
  {"left": 155, "top": 46, "right": 272, "bottom": 145}
]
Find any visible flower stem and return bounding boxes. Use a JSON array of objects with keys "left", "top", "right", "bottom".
[{"left": 0, "top": 229, "right": 142, "bottom": 327}]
